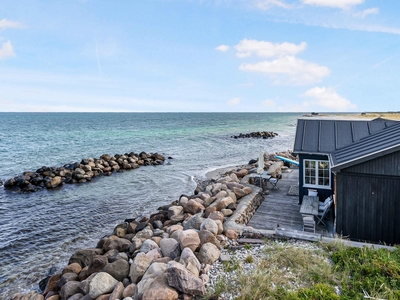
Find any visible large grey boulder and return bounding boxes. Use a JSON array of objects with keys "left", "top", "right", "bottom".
[
  {"left": 200, "top": 218, "right": 218, "bottom": 235},
  {"left": 179, "top": 247, "right": 201, "bottom": 277},
  {"left": 183, "top": 213, "right": 204, "bottom": 230},
  {"left": 59, "top": 281, "right": 80, "bottom": 300},
  {"left": 129, "top": 252, "right": 152, "bottom": 283},
  {"left": 160, "top": 238, "right": 181, "bottom": 259},
  {"left": 89, "top": 272, "right": 119, "bottom": 299},
  {"left": 166, "top": 261, "right": 205, "bottom": 296},
  {"left": 102, "top": 259, "right": 129, "bottom": 281},
  {"left": 197, "top": 243, "right": 220, "bottom": 265},
  {"left": 139, "top": 239, "right": 159, "bottom": 253},
  {"left": 68, "top": 248, "right": 103, "bottom": 268},
  {"left": 142, "top": 276, "right": 179, "bottom": 300},
  {"left": 142, "top": 262, "right": 168, "bottom": 281}
]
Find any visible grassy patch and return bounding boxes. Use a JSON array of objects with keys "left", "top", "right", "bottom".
[{"left": 205, "top": 240, "right": 400, "bottom": 299}]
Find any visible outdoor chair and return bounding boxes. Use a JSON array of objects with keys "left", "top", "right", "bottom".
[
  {"left": 316, "top": 197, "right": 333, "bottom": 226},
  {"left": 303, "top": 215, "right": 315, "bottom": 233},
  {"left": 267, "top": 174, "right": 281, "bottom": 190}
]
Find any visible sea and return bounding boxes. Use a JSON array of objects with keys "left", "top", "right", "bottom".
[{"left": 0, "top": 112, "right": 302, "bottom": 298}]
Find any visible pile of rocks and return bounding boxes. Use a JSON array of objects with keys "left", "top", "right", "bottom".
[
  {"left": 11, "top": 166, "right": 257, "bottom": 300},
  {"left": 231, "top": 131, "right": 278, "bottom": 139},
  {"left": 3, "top": 152, "right": 165, "bottom": 193}
]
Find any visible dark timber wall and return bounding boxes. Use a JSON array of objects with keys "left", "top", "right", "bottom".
[{"left": 336, "top": 151, "right": 400, "bottom": 245}]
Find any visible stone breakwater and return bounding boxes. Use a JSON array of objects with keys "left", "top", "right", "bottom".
[
  {"left": 11, "top": 163, "right": 265, "bottom": 300},
  {"left": 230, "top": 131, "right": 278, "bottom": 139},
  {"left": 3, "top": 152, "right": 166, "bottom": 193}
]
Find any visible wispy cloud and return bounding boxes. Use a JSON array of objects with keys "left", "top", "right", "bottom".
[
  {"left": 228, "top": 97, "right": 241, "bottom": 106},
  {"left": 353, "top": 7, "right": 379, "bottom": 18},
  {"left": 301, "top": 0, "right": 364, "bottom": 10},
  {"left": 235, "top": 39, "right": 307, "bottom": 58},
  {"left": 255, "top": 0, "right": 294, "bottom": 10},
  {"left": 301, "top": 86, "right": 356, "bottom": 111},
  {"left": 215, "top": 44, "right": 230, "bottom": 52},
  {"left": 0, "top": 41, "right": 15, "bottom": 59},
  {"left": 0, "top": 19, "right": 24, "bottom": 29},
  {"left": 239, "top": 55, "right": 330, "bottom": 85}
]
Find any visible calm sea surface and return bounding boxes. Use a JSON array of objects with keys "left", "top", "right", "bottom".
[{"left": 0, "top": 112, "right": 301, "bottom": 297}]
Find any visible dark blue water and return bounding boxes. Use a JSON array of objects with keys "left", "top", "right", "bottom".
[{"left": 0, "top": 112, "right": 301, "bottom": 297}]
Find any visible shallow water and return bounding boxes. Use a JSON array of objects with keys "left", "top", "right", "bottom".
[{"left": 0, "top": 112, "right": 301, "bottom": 297}]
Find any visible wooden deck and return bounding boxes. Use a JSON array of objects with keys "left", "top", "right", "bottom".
[{"left": 248, "top": 168, "right": 334, "bottom": 237}]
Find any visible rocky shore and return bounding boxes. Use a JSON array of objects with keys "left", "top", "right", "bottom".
[
  {"left": 3, "top": 152, "right": 166, "bottom": 193},
  {"left": 230, "top": 131, "right": 277, "bottom": 139},
  {"left": 10, "top": 151, "right": 294, "bottom": 300}
]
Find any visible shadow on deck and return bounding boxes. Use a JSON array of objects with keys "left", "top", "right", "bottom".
[{"left": 247, "top": 168, "right": 334, "bottom": 237}]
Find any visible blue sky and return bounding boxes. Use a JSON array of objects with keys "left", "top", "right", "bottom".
[{"left": 0, "top": 0, "right": 399, "bottom": 112}]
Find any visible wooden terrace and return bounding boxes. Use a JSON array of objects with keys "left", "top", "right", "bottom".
[{"left": 248, "top": 168, "right": 335, "bottom": 237}]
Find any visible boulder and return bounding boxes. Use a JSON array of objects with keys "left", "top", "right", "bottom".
[
  {"left": 198, "top": 230, "right": 221, "bottom": 249},
  {"left": 183, "top": 213, "right": 204, "bottom": 231},
  {"left": 215, "top": 197, "right": 234, "bottom": 211},
  {"left": 89, "top": 272, "right": 119, "bottom": 299},
  {"left": 123, "top": 283, "right": 136, "bottom": 298},
  {"left": 130, "top": 238, "right": 143, "bottom": 253},
  {"left": 197, "top": 243, "right": 220, "bottom": 265},
  {"left": 87, "top": 255, "right": 108, "bottom": 276},
  {"left": 142, "top": 262, "right": 168, "bottom": 281},
  {"left": 221, "top": 209, "right": 233, "bottom": 217},
  {"left": 224, "top": 229, "right": 239, "bottom": 240},
  {"left": 160, "top": 238, "right": 181, "bottom": 259},
  {"left": 179, "top": 247, "right": 201, "bottom": 277},
  {"left": 135, "top": 227, "right": 153, "bottom": 242},
  {"left": 170, "top": 229, "right": 183, "bottom": 242},
  {"left": 129, "top": 252, "right": 152, "bottom": 283},
  {"left": 109, "top": 282, "right": 124, "bottom": 300},
  {"left": 78, "top": 273, "right": 97, "bottom": 295},
  {"left": 103, "top": 237, "right": 132, "bottom": 252},
  {"left": 199, "top": 218, "right": 218, "bottom": 235},
  {"left": 166, "top": 261, "right": 205, "bottom": 296},
  {"left": 102, "top": 259, "right": 129, "bottom": 281},
  {"left": 62, "top": 263, "right": 82, "bottom": 275},
  {"left": 183, "top": 199, "right": 205, "bottom": 215},
  {"left": 166, "top": 224, "right": 183, "bottom": 235},
  {"left": 179, "top": 230, "right": 200, "bottom": 252},
  {"left": 139, "top": 239, "right": 159, "bottom": 254},
  {"left": 146, "top": 248, "right": 163, "bottom": 262},
  {"left": 58, "top": 273, "right": 78, "bottom": 290},
  {"left": 108, "top": 252, "right": 128, "bottom": 263},
  {"left": 46, "top": 176, "right": 62, "bottom": 189},
  {"left": 59, "top": 281, "right": 80, "bottom": 300},
  {"left": 233, "top": 187, "right": 245, "bottom": 199},
  {"left": 68, "top": 248, "right": 103, "bottom": 268},
  {"left": 142, "top": 276, "right": 179, "bottom": 300},
  {"left": 207, "top": 211, "right": 224, "bottom": 223},
  {"left": 168, "top": 206, "right": 185, "bottom": 222},
  {"left": 243, "top": 186, "right": 253, "bottom": 195},
  {"left": 43, "top": 274, "right": 61, "bottom": 295}
]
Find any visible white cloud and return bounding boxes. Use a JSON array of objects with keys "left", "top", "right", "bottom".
[
  {"left": 255, "top": 0, "right": 293, "bottom": 10},
  {"left": 239, "top": 55, "right": 330, "bottom": 85},
  {"left": 228, "top": 97, "right": 241, "bottom": 106},
  {"left": 235, "top": 39, "right": 307, "bottom": 58},
  {"left": 262, "top": 99, "right": 276, "bottom": 106},
  {"left": 0, "top": 41, "right": 15, "bottom": 59},
  {"left": 302, "top": 0, "right": 364, "bottom": 9},
  {"left": 0, "top": 19, "right": 24, "bottom": 29},
  {"left": 215, "top": 45, "right": 230, "bottom": 52},
  {"left": 301, "top": 87, "right": 357, "bottom": 111},
  {"left": 353, "top": 7, "right": 379, "bottom": 18}
]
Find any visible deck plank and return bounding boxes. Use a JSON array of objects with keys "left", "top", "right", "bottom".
[{"left": 248, "top": 168, "right": 334, "bottom": 236}]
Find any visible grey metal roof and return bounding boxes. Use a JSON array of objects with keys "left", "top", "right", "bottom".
[
  {"left": 330, "top": 122, "right": 400, "bottom": 171},
  {"left": 293, "top": 118, "right": 399, "bottom": 155}
]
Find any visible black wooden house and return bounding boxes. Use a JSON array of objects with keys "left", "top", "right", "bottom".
[{"left": 293, "top": 118, "right": 400, "bottom": 245}]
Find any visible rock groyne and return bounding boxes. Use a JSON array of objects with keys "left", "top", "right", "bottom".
[
  {"left": 231, "top": 131, "right": 278, "bottom": 139},
  {"left": 3, "top": 152, "right": 166, "bottom": 193}
]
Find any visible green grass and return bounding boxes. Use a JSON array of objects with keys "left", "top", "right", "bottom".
[{"left": 204, "top": 239, "right": 400, "bottom": 300}]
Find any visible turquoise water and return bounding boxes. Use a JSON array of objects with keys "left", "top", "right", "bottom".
[{"left": 0, "top": 112, "right": 301, "bottom": 297}]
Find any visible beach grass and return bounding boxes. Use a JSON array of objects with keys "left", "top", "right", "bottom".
[{"left": 205, "top": 239, "right": 400, "bottom": 300}]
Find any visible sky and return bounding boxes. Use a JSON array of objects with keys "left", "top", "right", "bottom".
[{"left": 0, "top": 0, "right": 399, "bottom": 112}]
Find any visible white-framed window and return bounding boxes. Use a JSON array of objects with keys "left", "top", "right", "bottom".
[{"left": 304, "top": 159, "right": 330, "bottom": 188}]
